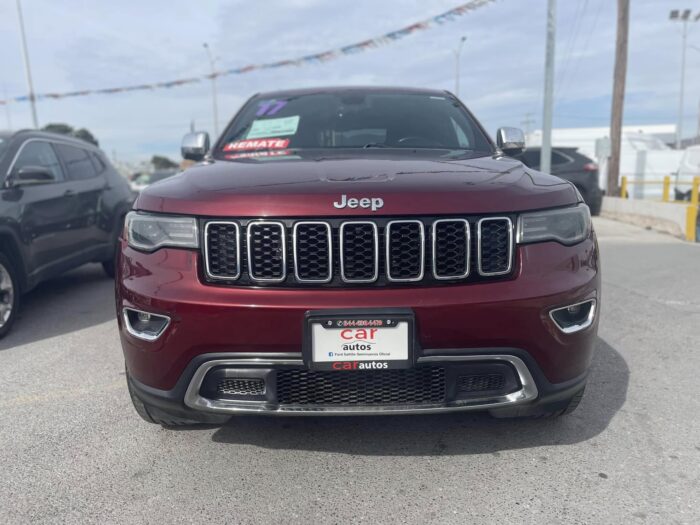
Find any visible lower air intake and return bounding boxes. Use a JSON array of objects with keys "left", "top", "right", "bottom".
[
  {"left": 216, "top": 378, "right": 266, "bottom": 396},
  {"left": 276, "top": 367, "right": 446, "bottom": 405},
  {"left": 457, "top": 374, "right": 507, "bottom": 393}
]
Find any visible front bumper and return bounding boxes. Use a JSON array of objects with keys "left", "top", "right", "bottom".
[
  {"left": 128, "top": 349, "right": 588, "bottom": 418},
  {"left": 117, "top": 234, "right": 599, "bottom": 416}
]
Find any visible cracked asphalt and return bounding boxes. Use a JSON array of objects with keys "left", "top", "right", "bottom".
[{"left": 1, "top": 218, "right": 698, "bottom": 524}]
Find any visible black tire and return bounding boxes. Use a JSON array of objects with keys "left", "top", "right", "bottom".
[
  {"left": 126, "top": 368, "right": 225, "bottom": 428},
  {"left": 103, "top": 214, "right": 126, "bottom": 278},
  {"left": 588, "top": 196, "right": 602, "bottom": 216},
  {"left": 531, "top": 387, "right": 585, "bottom": 419},
  {"left": 489, "top": 387, "right": 585, "bottom": 419},
  {"left": 0, "top": 253, "right": 20, "bottom": 339},
  {"left": 102, "top": 258, "right": 116, "bottom": 278}
]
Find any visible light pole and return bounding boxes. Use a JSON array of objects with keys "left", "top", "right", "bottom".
[
  {"left": 669, "top": 9, "right": 699, "bottom": 149},
  {"left": 540, "top": 0, "right": 556, "bottom": 175},
  {"left": 15, "top": 0, "right": 38, "bottom": 128},
  {"left": 454, "top": 36, "right": 467, "bottom": 98},
  {"left": 203, "top": 43, "right": 220, "bottom": 138}
]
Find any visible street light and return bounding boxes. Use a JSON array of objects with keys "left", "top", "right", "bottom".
[
  {"left": 203, "top": 43, "right": 220, "bottom": 138},
  {"left": 669, "top": 9, "right": 699, "bottom": 149},
  {"left": 15, "top": 0, "right": 38, "bottom": 128},
  {"left": 454, "top": 36, "right": 467, "bottom": 98}
]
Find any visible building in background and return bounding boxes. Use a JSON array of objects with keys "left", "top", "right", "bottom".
[{"left": 526, "top": 124, "right": 683, "bottom": 199}]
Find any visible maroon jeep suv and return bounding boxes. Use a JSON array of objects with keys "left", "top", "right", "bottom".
[{"left": 117, "top": 87, "right": 599, "bottom": 426}]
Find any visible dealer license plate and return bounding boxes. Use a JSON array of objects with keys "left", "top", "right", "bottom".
[{"left": 304, "top": 310, "right": 414, "bottom": 371}]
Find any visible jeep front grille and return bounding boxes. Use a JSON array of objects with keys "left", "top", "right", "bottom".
[{"left": 203, "top": 216, "right": 514, "bottom": 287}]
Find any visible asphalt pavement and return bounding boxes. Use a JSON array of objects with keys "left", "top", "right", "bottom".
[{"left": 1, "top": 218, "right": 698, "bottom": 524}]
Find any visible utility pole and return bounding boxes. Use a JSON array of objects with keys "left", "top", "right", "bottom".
[
  {"left": 540, "top": 0, "right": 556, "bottom": 175},
  {"left": 203, "top": 43, "right": 220, "bottom": 138},
  {"left": 454, "top": 36, "right": 467, "bottom": 98},
  {"left": 521, "top": 112, "right": 535, "bottom": 141},
  {"left": 670, "top": 9, "right": 699, "bottom": 149},
  {"left": 15, "top": 0, "right": 38, "bottom": 128},
  {"left": 608, "top": 0, "right": 630, "bottom": 197}
]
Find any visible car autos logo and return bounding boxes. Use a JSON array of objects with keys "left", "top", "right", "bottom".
[{"left": 333, "top": 194, "right": 384, "bottom": 212}]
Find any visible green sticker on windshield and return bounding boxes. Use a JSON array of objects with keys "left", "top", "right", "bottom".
[{"left": 246, "top": 115, "right": 300, "bottom": 139}]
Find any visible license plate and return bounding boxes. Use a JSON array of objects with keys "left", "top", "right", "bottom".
[{"left": 303, "top": 309, "right": 414, "bottom": 371}]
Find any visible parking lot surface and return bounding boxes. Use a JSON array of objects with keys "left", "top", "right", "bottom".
[{"left": 1, "top": 218, "right": 698, "bottom": 524}]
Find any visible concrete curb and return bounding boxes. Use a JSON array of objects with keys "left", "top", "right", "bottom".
[{"left": 600, "top": 196, "right": 689, "bottom": 240}]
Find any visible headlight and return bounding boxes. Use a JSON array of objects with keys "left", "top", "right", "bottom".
[
  {"left": 517, "top": 204, "right": 591, "bottom": 245},
  {"left": 125, "top": 212, "right": 199, "bottom": 252}
]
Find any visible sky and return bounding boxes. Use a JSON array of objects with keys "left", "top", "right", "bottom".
[{"left": 0, "top": 0, "right": 699, "bottom": 163}]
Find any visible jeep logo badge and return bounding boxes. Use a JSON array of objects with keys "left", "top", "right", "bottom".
[{"left": 333, "top": 194, "right": 384, "bottom": 212}]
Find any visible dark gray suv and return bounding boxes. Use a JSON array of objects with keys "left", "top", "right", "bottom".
[{"left": 0, "top": 130, "right": 133, "bottom": 337}]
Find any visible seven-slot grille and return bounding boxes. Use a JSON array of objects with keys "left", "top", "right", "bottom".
[{"left": 203, "top": 217, "right": 513, "bottom": 286}]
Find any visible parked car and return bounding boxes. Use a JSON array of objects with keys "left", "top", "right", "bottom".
[
  {"left": 117, "top": 87, "right": 599, "bottom": 427},
  {"left": 513, "top": 146, "right": 603, "bottom": 215},
  {"left": 128, "top": 169, "right": 179, "bottom": 194},
  {"left": 675, "top": 145, "right": 700, "bottom": 200},
  {"left": 0, "top": 130, "right": 133, "bottom": 337}
]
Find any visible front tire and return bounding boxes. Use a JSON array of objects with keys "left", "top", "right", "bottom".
[
  {"left": 126, "top": 368, "right": 227, "bottom": 428},
  {"left": 102, "top": 258, "right": 116, "bottom": 278},
  {"left": 489, "top": 386, "right": 585, "bottom": 419},
  {"left": 0, "top": 253, "right": 20, "bottom": 339}
]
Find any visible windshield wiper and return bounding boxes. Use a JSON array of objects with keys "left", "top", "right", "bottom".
[{"left": 362, "top": 143, "right": 389, "bottom": 149}]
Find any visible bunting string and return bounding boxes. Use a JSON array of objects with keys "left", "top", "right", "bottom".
[{"left": 0, "top": 0, "right": 494, "bottom": 106}]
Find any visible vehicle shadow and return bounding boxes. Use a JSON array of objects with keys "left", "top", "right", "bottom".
[
  {"left": 0, "top": 264, "right": 116, "bottom": 351},
  {"left": 211, "top": 337, "right": 627, "bottom": 455}
]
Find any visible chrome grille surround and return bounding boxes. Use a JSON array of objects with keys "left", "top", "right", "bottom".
[
  {"left": 432, "top": 218, "right": 470, "bottom": 280},
  {"left": 477, "top": 217, "right": 514, "bottom": 276},
  {"left": 246, "top": 221, "right": 287, "bottom": 282},
  {"left": 292, "top": 221, "right": 333, "bottom": 283},
  {"left": 385, "top": 220, "right": 425, "bottom": 282},
  {"left": 339, "top": 221, "right": 379, "bottom": 283},
  {"left": 204, "top": 221, "right": 241, "bottom": 280},
  {"left": 202, "top": 216, "right": 515, "bottom": 287}
]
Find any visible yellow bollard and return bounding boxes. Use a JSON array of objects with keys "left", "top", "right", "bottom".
[
  {"left": 620, "top": 176, "right": 628, "bottom": 199},
  {"left": 687, "top": 177, "right": 700, "bottom": 242},
  {"left": 662, "top": 175, "right": 670, "bottom": 202}
]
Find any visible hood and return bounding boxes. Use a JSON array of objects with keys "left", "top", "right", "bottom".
[{"left": 136, "top": 151, "right": 579, "bottom": 217}]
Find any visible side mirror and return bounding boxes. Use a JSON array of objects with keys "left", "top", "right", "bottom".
[
  {"left": 496, "top": 127, "right": 526, "bottom": 156},
  {"left": 12, "top": 165, "right": 56, "bottom": 186},
  {"left": 181, "top": 132, "right": 210, "bottom": 162}
]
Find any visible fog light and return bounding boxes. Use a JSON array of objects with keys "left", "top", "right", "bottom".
[
  {"left": 566, "top": 304, "right": 581, "bottom": 316},
  {"left": 549, "top": 299, "right": 596, "bottom": 334},
  {"left": 123, "top": 308, "right": 170, "bottom": 341}
]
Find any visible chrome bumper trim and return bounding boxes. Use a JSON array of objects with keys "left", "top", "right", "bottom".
[
  {"left": 183, "top": 353, "right": 539, "bottom": 416},
  {"left": 549, "top": 298, "right": 597, "bottom": 334}
]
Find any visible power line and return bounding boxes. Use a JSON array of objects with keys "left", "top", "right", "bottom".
[
  {"left": 556, "top": 0, "right": 605, "bottom": 105},
  {"left": 0, "top": 0, "right": 495, "bottom": 106}
]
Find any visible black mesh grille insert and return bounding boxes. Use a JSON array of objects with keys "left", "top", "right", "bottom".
[
  {"left": 433, "top": 220, "right": 469, "bottom": 278},
  {"left": 341, "top": 222, "right": 377, "bottom": 282},
  {"left": 217, "top": 378, "right": 266, "bottom": 396},
  {"left": 248, "top": 222, "right": 285, "bottom": 280},
  {"left": 294, "top": 223, "right": 331, "bottom": 281},
  {"left": 387, "top": 221, "right": 423, "bottom": 280},
  {"left": 276, "top": 367, "right": 446, "bottom": 405},
  {"left": 478, "top": 219, "right": 512, "bottom": 275},
  {"left": 457, "top": 374, "right": 506, "bottom": 393},
  {"left": 205, "top": 222, "right": 240, "bottom": 278},
  {"left": 202, "top": 217, "right": 514, "bottom": 287}
]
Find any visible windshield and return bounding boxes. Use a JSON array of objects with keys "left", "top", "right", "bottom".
[{"left": 216, "top": 92, "right": 493, "bottom": 158}]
